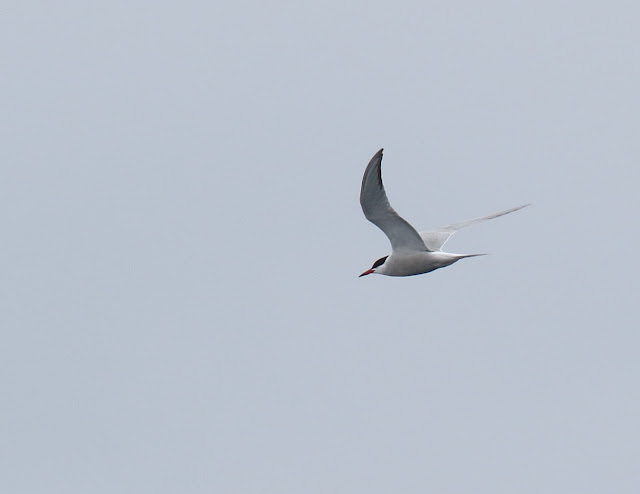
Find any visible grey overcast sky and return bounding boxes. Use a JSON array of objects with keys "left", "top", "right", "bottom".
[{"left": 2, "top": 1, "right": 639, "bottom": 493}]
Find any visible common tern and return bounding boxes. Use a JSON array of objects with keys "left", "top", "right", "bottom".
[{"left": 359, "top": 148, "right": 529, "bottom": 277}]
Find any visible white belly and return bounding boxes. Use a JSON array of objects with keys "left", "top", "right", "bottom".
[{"left": 380, "top": 252, "right": 462, "bottom": 276}]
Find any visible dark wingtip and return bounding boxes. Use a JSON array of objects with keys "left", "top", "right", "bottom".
[{"left": 361, "top": 148, "right": 387, "bottom": 202}]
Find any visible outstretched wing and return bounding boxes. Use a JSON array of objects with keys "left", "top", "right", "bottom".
[
  {"left": 360, "top": 149, "right": 430, "bottom": 253},
  {"left": 419, "top": 204, "right": 531, "bottom": 251}
]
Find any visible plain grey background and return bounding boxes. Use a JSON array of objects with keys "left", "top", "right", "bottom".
[{"left": 2, "top": 1, "right": 639, "bottom": 493}]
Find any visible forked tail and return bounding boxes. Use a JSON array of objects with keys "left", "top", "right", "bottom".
[{"left": 457, "top": 253, "right": 488, "bottom": 259}]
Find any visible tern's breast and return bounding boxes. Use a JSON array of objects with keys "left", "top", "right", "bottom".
[{"left": 382, "top": 252, "right": 460, "bottom": 276}]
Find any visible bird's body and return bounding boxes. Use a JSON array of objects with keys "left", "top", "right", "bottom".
[
  {"left": 359, "top": 148, "right": 528, "bottom": 277},
  {"left": 363, "top": 251, "right": 484, "bottom": 277}
]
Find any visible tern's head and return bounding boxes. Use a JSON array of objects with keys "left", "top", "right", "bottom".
[{"left": 359, "top": 255, "right": 388, "bottom": 277}]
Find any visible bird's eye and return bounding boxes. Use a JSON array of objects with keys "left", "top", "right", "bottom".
[{"left": 372, "top": 256, "right": 388, "bottom": 269}]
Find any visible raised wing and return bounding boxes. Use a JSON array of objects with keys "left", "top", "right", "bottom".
[
  {"left": 360, "top": 149, "right": 430, "bottom": 253},
  {"left": 419, "top": 204, "right": 530, "bottom": 251}
]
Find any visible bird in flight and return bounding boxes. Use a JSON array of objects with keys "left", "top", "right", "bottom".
[{"left": 359, "top": 148, "right": 529, "bottom": 277}]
